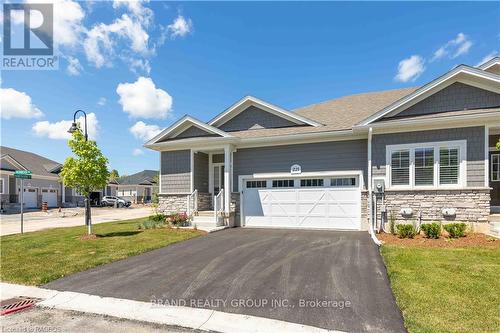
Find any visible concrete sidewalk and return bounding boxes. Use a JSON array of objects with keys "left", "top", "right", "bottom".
[
  {"left": 0, "top": 206, "right": 152, "bottom": 235},
  {"left": 0, "top": 283, "right": 342, "bottom": 333}
]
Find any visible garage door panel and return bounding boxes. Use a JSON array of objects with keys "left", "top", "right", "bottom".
[{"left": 243, "top": 180, "right": 361, "bottom": 230}]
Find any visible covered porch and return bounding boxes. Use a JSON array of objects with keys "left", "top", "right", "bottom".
[{"left": 488, "top": 126, "right": 500, "bottom": 213}]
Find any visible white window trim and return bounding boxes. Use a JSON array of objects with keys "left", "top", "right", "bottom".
[
  {"left": 386, "top": 140, "right": 467, "bottom": 190},
  {"left": 491, "top": 154, "right": 500, "bottom": 182}
]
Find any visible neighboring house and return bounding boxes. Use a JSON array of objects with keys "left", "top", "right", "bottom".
[
  {"left": 145, "top": 58, "right": 500, "bottom": 232},
  {"left": 106, "top": 170, "right": 158, "bottom": 203},
  {"left": 0, "top": 146, "right": 78, "bottom": 210}
]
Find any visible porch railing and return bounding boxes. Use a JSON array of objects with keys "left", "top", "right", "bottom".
[
  {"left": 187, "top": 189, "right": 198, "bottom": 218},
  {"left": 213, "top": 189, "right": 224, "bottom": 226}
]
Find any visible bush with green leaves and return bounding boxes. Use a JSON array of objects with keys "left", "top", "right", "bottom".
[
  {"left": 396, "top": 224, "right": 417, "bottom": 239},
  {"left": 443, "top": 223, "right": 467, "bottom": 238},
  {"left": 149, "top": 213, "right": 166, "bottom": 223},
  {"left": 138, "top": 219, "right": 165, "bottom": 230},
  {"left": 421, "top": 223, "right": 441, "bottom": 239},
  {"left": 167, "top": 212, "right": 190, "bottom": 227}
]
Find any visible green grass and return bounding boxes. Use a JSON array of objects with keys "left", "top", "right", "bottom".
[
  {"left": 381, "top": 245, "right": 500, "bottom": 333},
  {"left": 0, "top": 217, "right": 204, "bottom": 285}
]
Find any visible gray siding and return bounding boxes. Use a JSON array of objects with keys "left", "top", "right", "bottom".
[
  {"left": 212, "top": 154, "right": 224, "bottom": 164},
  {"left": 194, "top": 152, "right": 209, "bottom": 193},
  {"left": 233, "top": 140, "right": 368, "bottom": 192},
  {"left": 372, "top": 126, "right": 485, "bottom": 187},
  {"left": 390, "top": 83, "right": 500, "bottom": 119},
  {"left": 219, "top": 105, "right": 300, "bottom": 132},
  {"left": 161, "top": 150, "right": 191, "bottom": 193},
  {"left": 175, "top": 126, "right": 218, "bottom": 139}
]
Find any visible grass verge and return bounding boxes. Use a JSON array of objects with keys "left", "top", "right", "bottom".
[
  {"left": 381, "top": 245, "right": 500, "bottom": 333},
  {"left": 0, "top": 217, "right": 204, "bottom": 285}
]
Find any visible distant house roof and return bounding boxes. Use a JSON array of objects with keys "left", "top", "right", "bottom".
[
  {"left": 113, "top": 170, "right": 158, "bottom": 186},
  {"left": 0, "top": 146, "right": 62, "bottom": 178}
]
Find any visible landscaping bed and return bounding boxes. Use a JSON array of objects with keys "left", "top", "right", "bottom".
[
  {"left": 0, "top": 217, "right": 205, "bottom": 285},
  {"left": 379, "top": 232, "right": 499, "bottom": 248}
]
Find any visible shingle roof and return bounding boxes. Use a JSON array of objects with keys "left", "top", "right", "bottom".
[
  {"left": 375, "top": 107, "right": 500, "bottom": 124},
  {"left": 115, "top": 170, "right": 158, "bottom": 185},
  {"left": 0, "top": 146, "right": 61, "bottom": 178},
  {"left": 226, "top": 87, "right": 419, "bottom": 139}
]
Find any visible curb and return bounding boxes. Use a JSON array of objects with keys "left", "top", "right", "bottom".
[{"left": 1, "top": 283, "right": 344, "bottom": 333}]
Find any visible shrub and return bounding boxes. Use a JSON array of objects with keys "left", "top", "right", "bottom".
[
  {"left": 149, "top": 213, "right": 166, "bottom": 223},
  {"left": 138, "top": 219, "right": 165, "bottom": 230},
  {"left": 168, "top": 212, "right": 190, "bottom": 227},
  {"left": 396, "top": 224, "right": 417, "bottom": 239},
  {"left": 389, "top": 212, "right": 396, "bottom": 235},
  {"left": 443, "top": 223, "right": 467, "bottom": 238},
  {"left": 421, "top": 223, "right": 441, "bottom": 239}
]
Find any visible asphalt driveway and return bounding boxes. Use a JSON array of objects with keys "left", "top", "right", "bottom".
[{"left": 45, "top": 228, "right": 405, "bottom": 332}]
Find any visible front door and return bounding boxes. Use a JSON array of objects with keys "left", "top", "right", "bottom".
[
  {"left": 490, "top": 152, "right": 500, "bottom": 206},
  {"left": 212, "top": 164, "right": 225, "bottom": 194}
]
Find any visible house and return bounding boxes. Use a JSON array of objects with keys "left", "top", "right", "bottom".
[
  {"left": 106, "top": 170, "right": 158, "bottom": 203},
  {"left": 0, "top": 146, "right": 77, "bottom": 210},
  {"left": 144, "top": 58, "right": 500, "bottom": 233}
]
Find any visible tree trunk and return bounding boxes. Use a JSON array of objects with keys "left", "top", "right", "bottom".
[{"left": 85, "top": 195, "right": 92, "bottom": 235}]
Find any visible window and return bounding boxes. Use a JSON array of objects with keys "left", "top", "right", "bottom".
[
  {"left": 272, "top": 179, "right": 294, "bottom": 188},
  {"left": 415, "top": 148, "right": 434, "bottom": 186},
  {"left": 300, "top": 179, "right": 324, "bottom": 187},
  {"left": 492, "top": 154, "right": 500, "bottom": 182},
  {"left": 387, "top": 140, "right": 465, "bottom": 189},
  {"left": 331, "top": 177, "right": 357, "bottom": 187},
  {"left": 0, "top": 179, "right": 3, "bottom": 194},
  {"left": 439, "top": 148, "right": 459, "bottom": 185},
  {"left": 391, "top": 150, "right": 410, "bottom": 185},
  {"left": 246, "top": 180, "right": 267, "bottom": 188}
]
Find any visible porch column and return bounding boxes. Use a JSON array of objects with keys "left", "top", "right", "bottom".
[
  {"left": 224, "top": 145, "right": 232, "bottom": 214},
  {"left": 62, "top": 182, "right": 65, "bottom": 203}
]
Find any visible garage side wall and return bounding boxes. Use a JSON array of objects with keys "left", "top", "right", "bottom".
[
  {"left": 233, "top": 139, "right": 368, "bottom": 192},
  {"left": 160, "top": 150, "right": 191, "bottom": 193}
]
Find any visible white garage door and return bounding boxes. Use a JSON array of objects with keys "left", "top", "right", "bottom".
[
  {"left": 42, "top": 189, "right": 57, "bottom": 207},
  {"left": 23, "top": 188, "right": 38, "bottom": 208},
  {"left": 242, "top": 176, "right": 361, "bottom": 230}
]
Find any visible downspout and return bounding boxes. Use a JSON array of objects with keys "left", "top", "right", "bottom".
[{"left": 368, "top": 127, "right": 381, "bottom": 246}]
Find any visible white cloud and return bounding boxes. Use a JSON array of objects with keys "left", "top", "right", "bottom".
[
  {"left": 395, "top": 55, "right": 425, "bottom": 82},
  {"left": 476, "top": 51, "right": 498, "bottom": 67},
  {"left": 129, "top": 121, "right": 161, "bottom": 141},
  {"left": 84, "top": 14, "right": 150, "bottom": 68},
  {"left": 32, "top": 112, "right": 99, "bottom": 140},
  {"left": 66, "top": 56, "right": 82, "bottom": 75},
  {"left": 431, "top": 33, "right": 473, "bottom": 61},
  {"left": 97, "top": 97, "right": 107, "bottom": 106},
  {"left": 113, "top": 0, "right": 153, "bottom": 26},
  {"left": 167, "top": 15, "right": 192, "bottom": 38},
  {"left": 116, "top": 77, "right": 172, "bottom": 118},
  {"left": 0, "top": 88, "right": 44, "bottom": 119},
  {"left": 24, "top": 0, "right": 85, "bottom": 48},
  {"left": 132, "top": 148, "right": 144, "bottom": 156}
]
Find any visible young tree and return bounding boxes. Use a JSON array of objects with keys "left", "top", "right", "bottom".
[
  {"left": 497, "top": 138, "right": 500, "bottom": 150},
  {"left": 61, "top": 130, "right": 109, "bottom": 235},
  {"left": 109, "top": 169, "right": 120, "bottom": 179}
]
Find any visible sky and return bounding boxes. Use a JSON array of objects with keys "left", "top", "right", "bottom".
[{"left": 1, "top": 1, "right": 499, "bottom": 175}]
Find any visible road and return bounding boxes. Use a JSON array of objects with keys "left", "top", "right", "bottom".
[{"left": 0, "top": 206, "right": 152, "bottom": 236}]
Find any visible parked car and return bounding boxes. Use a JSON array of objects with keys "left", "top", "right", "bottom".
[{"left": 101, "top": 196, "right": 131, "bottom": 208}]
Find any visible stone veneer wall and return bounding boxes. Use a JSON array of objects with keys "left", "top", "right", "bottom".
[
  {"left": 231, "top": 193, "right": 240, "bottom": 226},
  {"left": 158, "top": 194, "right": 188, "bottom": 214},
  {"left": 375, "top": 189, "right": 490, "bottom": 224},
  {"left": 197, "top": 192, "right": 212, "bottom": 211},
  {"left": 361, "top": 191, "right": 369, "bottom": 231}
]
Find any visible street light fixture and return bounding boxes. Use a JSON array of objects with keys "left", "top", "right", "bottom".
[
  {"left": 67, "top": 110, "right": 88, "bottom": 141},
  {"left": 67, "top": 109, "right": 91, "bottom": 233}
]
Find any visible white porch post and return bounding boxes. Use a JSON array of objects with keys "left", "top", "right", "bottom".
[
  {"left": 62, "top": 182, "right": 65, "bottom": 203},
  {"left": 485, "top": 125, "right": 489, "bottom": 188},
  {"left": 224, "top": 145, "right": 232, "bottom": 214}
]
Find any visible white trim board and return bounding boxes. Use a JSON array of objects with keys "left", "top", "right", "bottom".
[
  {"left": 478, "top": 56, "right": 500, "bottom": 71},
  {"left": 208, "top": 95, "right": 322, "bottom": 128}
]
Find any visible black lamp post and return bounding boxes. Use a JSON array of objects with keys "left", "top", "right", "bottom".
[
  {"left": 67, "top": 110, "right": 91, "bottom": 234},
  {"left": 68, "top": 110, "right": 88, "bottom": 141}
]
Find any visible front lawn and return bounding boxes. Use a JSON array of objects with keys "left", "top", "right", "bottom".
[
  {"left": 381, "top": 245, "right": 500, "bottom": 333},
  {"left": 0, "top": 217, "right": 204, "bottom": 285}
]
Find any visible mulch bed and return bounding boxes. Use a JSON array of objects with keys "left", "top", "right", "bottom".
[
  {"left": 78, "top": 234, "right": 99, "bottom": 241},
  {"left": 378, "top": 232, "right": 499, "bottom": 248}
]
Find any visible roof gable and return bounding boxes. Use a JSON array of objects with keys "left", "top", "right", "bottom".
[
  {"left": 1, "top": 146, "right": 61, "bottom": 177},
  {"left": 478, "top": 56, "right": 500, "bottom": 75},
  {"left": 219, "top": 105, "right": 302, "bottom": 132},
  {"left": 1, "top": 155, "right": 25, "bottom": 171},
  {"left": 359, "top": 65, "right": 500, "bottom": 126},
  {"left": 209, "top": 96, "right": 322, "bottom": 128},
  {"left": 116, "top": 170, "right": 158, "bottom": 185},
  {"left": 382, "top": 82, "right": 500, "bottom": 120},
  {"left": 145, "top": 116, "right": 233, "bottom": 145}
]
